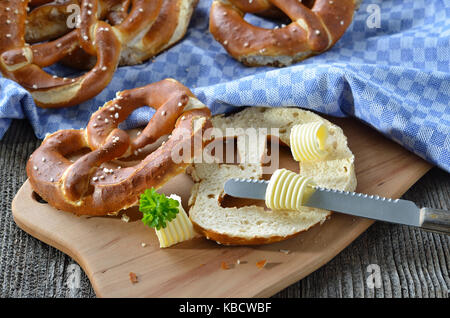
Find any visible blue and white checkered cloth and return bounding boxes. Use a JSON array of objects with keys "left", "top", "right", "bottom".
[{"left": 0, "top": 0, "right": 449, "bottom": 172}]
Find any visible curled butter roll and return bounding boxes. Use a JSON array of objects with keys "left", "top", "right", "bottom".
[
  {"left": 265, "top": 169, "right": 316, "bottom": 211},
  {"left": 290, "top": 122, "right": 329, "bottom": 162},
  {"left": 155, "top": 194, "right": 197, "bottom": 248}
]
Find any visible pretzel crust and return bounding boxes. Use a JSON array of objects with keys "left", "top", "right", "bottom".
[
  {"left": 209, "top": 0, "right": 358, "bottom": 66},
  {"left": 27, "top": 79, "right": 212, "bottom": 215}
]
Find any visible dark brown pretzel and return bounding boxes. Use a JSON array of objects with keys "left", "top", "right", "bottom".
[
  {"left": 27, "top": 79, "right": 212, "bottom": 215},
  {"left": 209, "top": 0, "right": 359, "bottom": 66},
  {"left": 1, "top": 0, "right": 198, "bottom": 108},
  {"left": 25, "top": 0, "right": 127, "bottom": 44},
  {"left": 26, "top": 0, "right": 80, "bottom": 43},
  {"left": 0, "top": 0, "right": 122, "bottom": 108},
  {"left": 70, "top": 0, "right": 199, "bottom": 67}
]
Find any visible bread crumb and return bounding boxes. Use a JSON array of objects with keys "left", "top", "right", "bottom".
[
  {"left": 236, "top": 259, "right": 241, "bottom": 265},
  {"left": 129, "top": 272, "right": 138, "bottom": 284},
  {"left": 279, "top": 249, "right": 290, "bottom": 254},
  {"left": 256, "top": 260, "right": 267, "bottom": 269},
  {"left": 221, "top": 262, "right": 229, "bottom": 270},
  {"left": 121, "top": 214, "right": 130, "bottom": 222},
  {"left": 141, "top": 243, "right": 147, "bottom": 247}
]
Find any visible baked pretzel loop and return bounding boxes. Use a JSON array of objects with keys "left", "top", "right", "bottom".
[
  {"left": 1, "top": 0, "right": 198, "bottom": 108},
  {"left": 0, "top": 0, "right": 122, "bottom": 108},
  {"left": 25, "top": 0, "right": 129, "bottom": 44},
  {"left": 78, "top": 0, "right": 163, "bottom": 56},
  {"left": 25, "top": 0, "right": 80, "bottom": 44},
  {"left": 73, "top": 0, "right": 199, "bottom": 67},
  {"left": 27, "top": 79, "right": 212, "bottom": 215},
  {"left": 209, "top": 0, "right": 359, "bottom": 66}
]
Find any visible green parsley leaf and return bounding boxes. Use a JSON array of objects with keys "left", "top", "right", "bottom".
[{"left": 139, "top": 188, "right": 180, "bottom": 230}]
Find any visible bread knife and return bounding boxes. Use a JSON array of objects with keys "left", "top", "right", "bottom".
[{"left": 223, "top": 178, "right": 450, "bottom": 235}]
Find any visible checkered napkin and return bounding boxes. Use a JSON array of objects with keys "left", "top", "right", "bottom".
[{"left": 0, "top": 0, "right": 449, "bottom": 172}]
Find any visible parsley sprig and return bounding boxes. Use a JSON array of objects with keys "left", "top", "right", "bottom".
[{"left": 139, "top": 188, "right": 180, "bottom": 230}]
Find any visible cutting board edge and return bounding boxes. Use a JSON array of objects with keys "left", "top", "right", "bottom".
[
  {"left": 11, "top": 181, "right": 101, "bottom": 295},
  {"left": 252, "top": 219, "right": 376, "bottom": 298}
]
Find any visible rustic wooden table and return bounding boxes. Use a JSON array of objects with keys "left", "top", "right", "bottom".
[{"left": 1, "top": 120, "right": 448, "bottom": 298}]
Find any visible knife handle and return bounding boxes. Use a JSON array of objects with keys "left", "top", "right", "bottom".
[{"left": 419, "top": 207, "right": 450, "bottom": 235}]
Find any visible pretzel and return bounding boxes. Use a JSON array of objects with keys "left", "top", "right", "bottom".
[
  {"left": 26, "top": 0, "right": 79, "bottom": 43},
  {"left": 27, "top": 0, "right": 130, "bottom": 71},
  {"left": 27, "top": 79, "right": 212, "bottom": 215},
  {"left": 25, "top": 0, "right": 127, "bottom": 43},
  {"left": 209, "top": 0, "right": 359, "bottom": 66},
  {"left": 66, "top": 0, "right": 199, "bottom": 67},
  {"left": 122, "top": 0, "right": 200, "bottom": 66},
  {"left": 0, "top": 0, "right": 123, "bottom": 108},
  {"left": 0, "top": 0, "right": 198, "bottom": 108}
]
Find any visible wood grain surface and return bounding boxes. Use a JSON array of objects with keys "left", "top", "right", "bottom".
[{"left": 8, "top": 116, "right": 442, "bottom": 298}]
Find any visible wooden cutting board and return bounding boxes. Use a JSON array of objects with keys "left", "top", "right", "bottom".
[{"left": 11, "top": 117, "right": 431, "bottom": 298}]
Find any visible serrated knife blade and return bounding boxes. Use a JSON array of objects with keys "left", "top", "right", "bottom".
[{"left": 223, "top": 178, "right": 450, "bottom": 235}]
